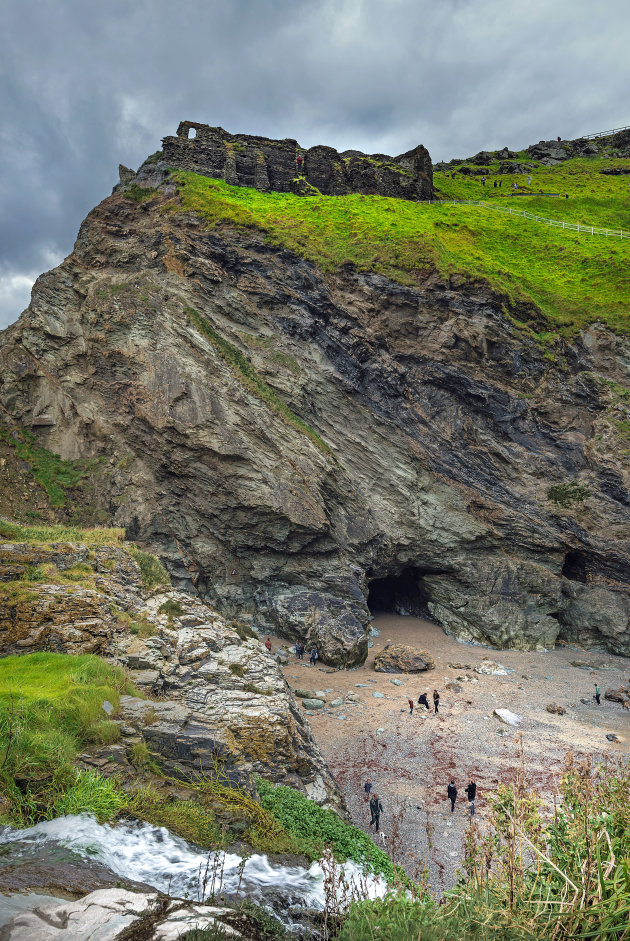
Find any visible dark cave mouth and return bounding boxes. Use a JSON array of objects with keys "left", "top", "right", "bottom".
[{"left": 367, "top": 567, "right": 433, "bottom": 618}]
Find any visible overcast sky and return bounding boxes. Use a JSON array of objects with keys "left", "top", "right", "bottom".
[{"left": 1, "top": 0, "right": 628, "bottom": 329}]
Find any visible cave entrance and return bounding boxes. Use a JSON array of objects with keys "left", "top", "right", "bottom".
[
  {"left": 562, "top": 549, "right": 589, "bottom": 583},
  {"left": 367, "top": 567, "right": 431, "bottom": 617}
]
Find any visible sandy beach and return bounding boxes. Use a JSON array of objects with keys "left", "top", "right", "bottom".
[{"left": 275, "top": 614, "right": 629, "bottom": 892}]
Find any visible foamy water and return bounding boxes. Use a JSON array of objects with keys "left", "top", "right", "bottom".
[{"left": 0, "top": 814, "right": 387, "bottom": 910}]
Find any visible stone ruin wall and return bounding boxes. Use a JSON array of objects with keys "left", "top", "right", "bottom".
[{"left": 162, "top": 121, "right": 433, "bottom": 200}]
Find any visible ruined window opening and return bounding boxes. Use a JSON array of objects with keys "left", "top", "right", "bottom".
[
  {"left": 367, "top": 567, "right": 433, "bottom": 618},
  {"left": 187, "top": 127, "right": 197, "bottom": 139}
]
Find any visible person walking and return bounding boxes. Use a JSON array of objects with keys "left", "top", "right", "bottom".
[
  {"left": 364, "top": 779, "right": 373, "bottom": 798},
  {"left": 369, "top": 793, "right": 383, "bottom": 831},
  {"left": 433, "top": 690, "right": 440, "bottom": 714},
  {"left": 595, "top": 683, "right": 601, "bottom": 705},
  {"left": 264, "top": 638, "right": 272, "bottom": 652},
  {"left": 418, "top": 692, "right": 430, "bottom": 710},
  {"left": 465, "top": 780, "right": 477, "bottom": 816},
  {"left": 447, "top": 780, "right": 457, "bottom": 813},
  {"left": 408, "top": 698, "right": 414, "bottom": 715},
  {"left": 309, "top": 645, "right": 319, "bottom": 667}
]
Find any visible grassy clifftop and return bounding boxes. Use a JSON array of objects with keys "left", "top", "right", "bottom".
[{"left": 173, "top": 153, "right": 630, "bottom": 339}]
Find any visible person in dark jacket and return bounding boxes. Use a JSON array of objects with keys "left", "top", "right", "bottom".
[
  {"left": 364, "top": 779, "right": 372, "bottom": 797},
  {"left": 465, "top": 780, "right": 477, "bottom": 816},
  {"left": 418, "top": 693, "right": 430, "bottom": 710},
  {"left": 309, "top": 645, "right": 319, "bottom": 666},
  {"left": 447, "top": 780, "right": 457, "bottom": 812},
  {"left": 433, "top": 690, "right": 440, "bottom": 714},
  {"left": 369, "top": 794, "right": 383, "bottom": 831},
  {"left": 408, "top": 698, "right": 414, "bottom": 715}
]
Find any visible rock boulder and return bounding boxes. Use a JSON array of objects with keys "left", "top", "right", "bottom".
[{"left": 373, "top": 644, "right": 435, "bottom": 673}]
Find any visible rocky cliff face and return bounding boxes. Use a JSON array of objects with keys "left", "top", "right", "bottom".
[
  {"left": 0, "top": 540, "right": 341, "bottom": 807},
  {"left": 1, "top": 166, "right": 628, "bottom": 661}
]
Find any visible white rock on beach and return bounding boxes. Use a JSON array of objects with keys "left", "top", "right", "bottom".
[{"left": 493, "top": 708, "right": 522, "bottom": 727}]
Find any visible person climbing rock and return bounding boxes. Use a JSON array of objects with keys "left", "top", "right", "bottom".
[
  {"left": 465, "top": 780, "right": 477, "bottom": 816},
  {"left": 447, "top": 780, "right": 457, "bottom": 813},
  {"left": 433, "top": 690, "right": 440, "bottom": 714},
  {"left": 369, "top": 793, "right": 383, "bottom": 831},
  {"left": 418, "top": 692, "right": 430, "bottom": 710},
  {"left": 595, "top": 683, "right": 601, "bottom": 705},
  {"left": 408, "top": 698, "right": 414, "bottom": 715},
  {"left": 264, "top": 638, "right": 272, "bottom": 652},
  {"left": 296, "top": 153, "right": 304, "bottom": 173},
  {"left": 309, "top": 645, "right": 319, "bottom": 667}
]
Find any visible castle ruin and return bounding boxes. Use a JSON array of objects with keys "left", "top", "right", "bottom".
[{"left": 161, "top": 122, "right": 433, "bottom": 200}]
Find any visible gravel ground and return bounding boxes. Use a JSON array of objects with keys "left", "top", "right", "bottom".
[{"left": 275, "top": 614, "right": 629, "bottom": 894}]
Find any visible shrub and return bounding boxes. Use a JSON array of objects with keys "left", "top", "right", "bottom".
[
  {"left": 231, "top": 620, "right": 258, "bottom": 642},
  {"left": 123, "top": 184, "right": 159, "bottom": 202},
  {"left": 256, "top": 778, "right": 399, "bottom": 882},
  {"left": 127, "top": 547, "right": 170, "bottom": 589},
  {"left": 158, "top": 599, "right": 185, "bottom": 619},
  {"left": 229, "top": 663, "right": 245, "bottom": 678},
  {"left": 547, "top": 479, "right": 590, "bottom": 507}
]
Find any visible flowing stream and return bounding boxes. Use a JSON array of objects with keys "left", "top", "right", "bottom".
[{"left": 0, "top": 814, "right": 386, "bottom": 918}]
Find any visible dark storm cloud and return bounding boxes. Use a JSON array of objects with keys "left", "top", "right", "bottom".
[{"left": 1, "top": 0, "right": 629, "bottom": 327}]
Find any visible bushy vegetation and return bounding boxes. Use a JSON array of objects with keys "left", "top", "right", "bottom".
[
  {"left": 547, "top": 479, "right": 590, "bottom": 508},
  {"left": 338, "top": 756, "right": 630, "bottom": 941},
  {"left": 0, "top": 426, "right": 103, "bottom": 510},
  {"left": 173, "top": 157, "right": 630, "bottom": 338},
  {"left": 0, "top": 519, "right": 125, "bottom": 545},
  {"left": 127, "top": 546, "right": 170, "bottom": 589},
  {"left": 256, "top": 778, "right": 400, "bottom": 883},
  {"left": 186, "top": 307, "right": 330, "bottom": 453},
  {"left": 123, "top": 184, "right": 159, "bottom": 202}
]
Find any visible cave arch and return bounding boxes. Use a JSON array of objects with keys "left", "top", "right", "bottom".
[
  {"left": 562, "top": 550, "right": 589, "bottom": 583},
  {"left": 367, "top": 566, "right": 433, "bottom": 617}
]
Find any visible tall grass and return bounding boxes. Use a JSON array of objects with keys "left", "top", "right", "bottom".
[{"left": 0, "top": 519, "right": 125, "bottom": 545}]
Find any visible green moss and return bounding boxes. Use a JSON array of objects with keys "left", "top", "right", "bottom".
[
  {"left": 172, "top": 160, "right": 630, "bottom": 338},
  {"left": 186, "top": 308, "right": 330, "bottom": 453},
  {"left": 242, "top": 682, "right": 272, "bottom": 696},
  {"left": 129, "top": 618, "right": 158, "bottom": 638},
  {"left": 229, "top": 663, "right": 245, "bottom": 677}
]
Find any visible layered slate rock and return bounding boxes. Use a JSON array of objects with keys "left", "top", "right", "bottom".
[
  {"left": 0, "top": 542, "right": 342, "bottom": 809},
  {"left": 373, "top": 644, "right": 435, "bottom": 673},
  {"left": 1, "top": 144, "right": 629, "bottom": 660},
  {"left": 160, "top": 121, "right": 433, "bottom": 200}
]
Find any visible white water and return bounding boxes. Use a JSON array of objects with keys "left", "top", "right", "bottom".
[{"left": 0, "top": 814, "right": 387, "bottom": 909}]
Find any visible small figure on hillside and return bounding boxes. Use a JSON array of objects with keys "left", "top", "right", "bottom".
[
  {"left": 296, "top": 154, "right": 304, "bottom": 173},
  {"left": 408, "top": 698, "right": 414, "bottom": 715},
  {"left": 309, "top": 645, "right": 319, "bottom": 667},
  {"left": 447, "top": 780, "right": 457, "bottom": 813},
  {"left": 481, "top": 177, "right": 486, "bottom": 186},
  {"left": 465, "top": 779, "right": 477, "bottom": 816},
  {"left": 364, "top": 779, "right": 373, "bottom": 797},
  {"left": 369, "top": 793, "right": 384, "bottom": 831},
  {"left": 433, "top": 689, "right": 440, "bottom": 714},
  {"left": 557, "top": 135, "right": 562, "bottom": 142},
  {"left": 527, "top": 175, "right": 532, "bottom": 185},
  {"left": 264, "top": 637, "right": 272, "bottom": 652},
  {"left": 295, "top": 641, "right": 305, "bottom": 660},
  {"left": 595, "top": 683, "right": 601, "bottom": 705},
  {"left": 493, "top": 179, "right": 497, "bottom": 188},
  {"left": 565, "top": 193, "right": 569, "bottom": 198},
  {"left": 499, "top": 180, "right": 502, "bottom": 188},
  {"left": 418, "top": 692, "right": 430, "bottom": 710}
]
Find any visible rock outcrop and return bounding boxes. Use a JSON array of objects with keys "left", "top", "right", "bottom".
[
  {"left": 0, "top": 540, "right": 342, "bottom": 808},
  {"left": 156, "top": 121, "right": 433, "bottom": 201},
  {"left": 1, "top": 140, "right": 629, "bottom": 660}
]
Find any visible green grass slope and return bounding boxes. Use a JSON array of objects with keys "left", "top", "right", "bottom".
[{"left": 173, "top": 154, "right": 630, "bottom": 339}]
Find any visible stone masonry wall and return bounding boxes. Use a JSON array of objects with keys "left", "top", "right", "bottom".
[{"left": 162, "top": 121, "right": 433, "bottom": 199}]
